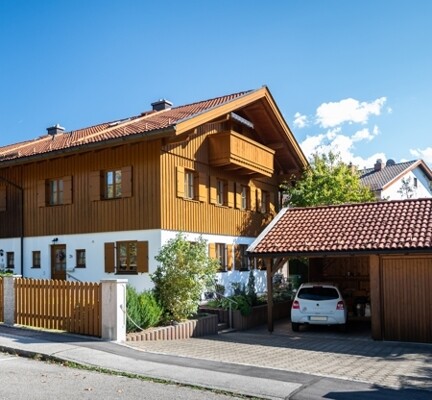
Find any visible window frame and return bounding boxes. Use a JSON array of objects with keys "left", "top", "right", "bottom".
[
  {"left": 116, "top": 240, "right": 138, "bottom": 274},
  {"left": 76, "top": 249, "right": 86, "bottom": 268},
  {"left": 104, "top": 169, "right": 122, "bottom": 199},
  {"left": 237, "top": 244, "right": 250, "bottom": 271},
  {"left": 215, "top": 243, "right": 227, "bottom": 272},
  {"left": 216, "top": 179, "right": 228, "bottom": 206},
  {"left": 184, "top": 169, "right": 196, "bottom": 200},
  {"left": 6, "top": 252, "right": 14, "bottom": 270},
  {"left": 32, "top": 251, "right": 41, "bottom": 269},
  {"left": 49, "top": 178, "right": 64, "bottom": 206}
]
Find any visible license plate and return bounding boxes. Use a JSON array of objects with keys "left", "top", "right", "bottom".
[{"left": 310, "top": 316, "right": 327, "bottom": 321}]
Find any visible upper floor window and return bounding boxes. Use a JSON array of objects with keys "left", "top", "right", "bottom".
[
  {"left": 32, "top": 251, "right": 41, "bottom": 268},
  {"left": 260, "top": 190, "right": 270, "bottom": 213},
  {"left": 49, "top": 178, "right": 64, "bottom": 205},
  {"left": 241, "top": 185, "right": 249, "bottom": 210},
  {"left": 89, "top": 166, "right": 132, "bottom": 201},
  {"left": 216, "top": 179, "right": 228, "bottom": 206},
  {"left": 105, "top": 169, "right": 122, "bottom": 199},
  {"left": 184, "top": 169, "right": 196, "bottom": 199},
  {"left": 38, "top": 176, "right": 72, "bottom": 207}
]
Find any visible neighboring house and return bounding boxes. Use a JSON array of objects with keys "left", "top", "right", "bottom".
[
  {"left": 359, "top": 159, "right": 432, "bottom": 200},
  {"left": 0, "top": 86, "right": 307, "bottom": 293},
  {"left": 248, "top": 198, "right": 432, "bottom": 343}
]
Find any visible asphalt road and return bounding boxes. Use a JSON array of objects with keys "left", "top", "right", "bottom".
[{"left": 0, "top": 353, "right": 245, "bottom": 400}]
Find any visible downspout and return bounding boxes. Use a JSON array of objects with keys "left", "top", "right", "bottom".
[{"left": 0, "top": 176, "right": 24, "bottom": 276}]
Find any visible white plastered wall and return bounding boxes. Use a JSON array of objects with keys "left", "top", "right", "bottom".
[{"left": 382, "top": 168, "right": 432, "bottom": 200}]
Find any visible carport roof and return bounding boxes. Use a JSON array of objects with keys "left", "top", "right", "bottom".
[{"left": 248, "top": 198, "right": 432, "bottom": 257}]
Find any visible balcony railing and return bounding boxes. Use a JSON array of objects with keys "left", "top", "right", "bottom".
[{"left": 208, "top": 131, "right": 274, "bottom": 177}]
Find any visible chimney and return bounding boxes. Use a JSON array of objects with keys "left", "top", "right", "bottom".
[
  {"left": 151, "top": 99, "right": 173, "bottom": 111},
  {"left": 47, "top": 124, "right": 65, "bottom": 136},
  {"left": 374, "top": 159, "right": 384, "bottom": 171}
]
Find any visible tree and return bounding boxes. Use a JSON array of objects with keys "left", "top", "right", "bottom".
[
  {"left": 151, "top": 233, "right": 219, "bottom": 322},
  {"left": 283, "top": 152, "right": 376, "bottom": 207},
  {"left": 397, "top": 177, "right": 415, "bottom": 199}
]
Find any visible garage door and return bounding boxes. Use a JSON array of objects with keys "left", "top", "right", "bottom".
[{"left": 381, "top": 256, "right": 432, "bottom": 343}]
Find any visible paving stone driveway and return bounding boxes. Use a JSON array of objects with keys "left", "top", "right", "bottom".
[{"left": 127, "top": 319, "right": 432, "bottom": 391}]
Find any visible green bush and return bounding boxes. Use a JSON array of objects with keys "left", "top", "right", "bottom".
[
  {"left": 126, "top": 286, "right": 163, "bottom": 333},
  {"left": 152, "top": 233, "right": 219, "bottom": 323}
]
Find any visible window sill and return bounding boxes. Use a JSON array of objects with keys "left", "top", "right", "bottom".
[{"left": 116, "top": 271, "right": 138, "bottom": 275}]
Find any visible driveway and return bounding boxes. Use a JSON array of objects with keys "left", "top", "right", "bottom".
[{"left": 126, "top": 318, "right": 432, "bottom": 392}]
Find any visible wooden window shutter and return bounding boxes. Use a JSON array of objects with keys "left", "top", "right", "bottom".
[
  {"left": 63, "top": 176, "right": 73, "bottom": 205},
  {"left": 269, "top": 191, "right": 276, "bottom": 214},
  {"left": 122, "top": 166, "right": 132, "bottom": 198},
  {"left": 37, "top": 180, "right": 47, "bottom": 207},
  {"left": 137, "top": 241, "right": 149, "bottom": 273},
  {"left": 209, "top": 176, "right": 217, "bottom": 204},
  {"left": 104, "top": 242, "right": 115, "bottom": 273},
  {"left": 250, "top": 186, "right": 256, "bottom": 211},
  {"left": 227, "top": 181, "right": 234, "bottom": 208},
  {"left": 0, "top": 186, "right": 6, "bottom": 212},
  {"left": 208, "top": 243, "right": 216, "bottom": 259},
  {"left": 89, "top": 171, "right": 101, "bottom": 201},
  {"left": 176, "top": 166, "right": 185, "bottom": 198},
  {"left": 227, "top": 244, "right": 233, "bottom": 271},
  {"left": 198, "top": 172, "right": 207, "bottom": 202}
]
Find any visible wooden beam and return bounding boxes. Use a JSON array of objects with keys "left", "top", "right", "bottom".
[
  {"left": 369, "top": 255, "right": 382, "bottom": 340},
  {"left": 266, "top": 258, "right": 274, "bottom": 333}
]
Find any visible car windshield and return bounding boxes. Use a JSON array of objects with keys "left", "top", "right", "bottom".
[{"left": 297, "top": 287, "right": 339, "bottom": 301}]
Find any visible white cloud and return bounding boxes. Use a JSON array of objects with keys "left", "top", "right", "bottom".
[
  {"left": 316, "top": 97, "right": 387, "bottom": 128},
  {"left": 293, "top": 112, "right": 308, "bottom": 128},
  {"left": 410, "top": 147, "right": 432, "bottom": 164},
  {"left": 352, "top": 125, "right": 379, "bottom": 142}
]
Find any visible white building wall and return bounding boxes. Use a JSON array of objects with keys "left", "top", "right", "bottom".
[
  {"left": 5, "top": 229, "right": 266, "bottom": 294},
  {"left": 382, "top": 168, "right": 432, "bottom": 200}
]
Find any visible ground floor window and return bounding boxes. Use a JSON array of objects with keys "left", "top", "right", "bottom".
[
  {"left": 76, "top": 249, "right": 86, "bottom": 268},
  {"left": 32, "top": 251, "right": 41, "bottom": 268},
  {"left": 117, "top": 241, "right": 138, "bottom": 273}
]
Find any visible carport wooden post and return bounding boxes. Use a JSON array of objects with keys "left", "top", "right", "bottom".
[
  {"left": 266, "top": 258, "right": 274, "bottom": 333},
  {"left": 369, "top": 255, "right": 382, "bottom": 340}
]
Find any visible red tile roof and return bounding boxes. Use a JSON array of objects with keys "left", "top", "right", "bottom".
[
  {"left": 248, "top": 199, "right": 432, "bottom": 256},
  {"left": 0, "top": 90, "right": 251, "bottom": 163}
]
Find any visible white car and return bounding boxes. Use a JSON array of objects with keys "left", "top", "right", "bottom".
[{"left": 291, "top": 283, "right": 347, "bottom": 332}]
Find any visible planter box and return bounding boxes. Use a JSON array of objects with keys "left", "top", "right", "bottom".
[
  {"left": 126, "top": 314, "right": 218, "bottom": 342},
  {"left": 200, "top": 300, "right": 292, "bottom": 331}
]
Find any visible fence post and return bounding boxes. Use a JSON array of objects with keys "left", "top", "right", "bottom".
[
  {"left": 3, "top": 276, "right": 17, "bottom": 325},
  {"left": 101, "top": 279, "right": 127, "bottom": 342}
]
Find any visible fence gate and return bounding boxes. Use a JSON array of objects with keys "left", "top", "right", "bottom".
[{"left": 15, "top": 278, "right": 101, "bottom": 337}]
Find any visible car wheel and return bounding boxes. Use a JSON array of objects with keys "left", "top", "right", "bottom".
[{"left": 292, "top": 322, "right": 300, "bottom": 332}]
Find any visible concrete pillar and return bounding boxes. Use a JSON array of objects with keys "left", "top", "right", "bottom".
[
  {"left": 3, "top": 276, "right": 16, "bottom": 325},
  {"left": 101, "top": 279, "right": 127, "bottom": 342}
]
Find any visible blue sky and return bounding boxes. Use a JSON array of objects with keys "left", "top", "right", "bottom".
[{"left": 1, "top": 1, "right": 431, "bottom": 168}]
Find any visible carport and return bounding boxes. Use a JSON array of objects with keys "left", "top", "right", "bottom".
[{"left": 247, "top": 198, "right": 432, "bottom": 343}]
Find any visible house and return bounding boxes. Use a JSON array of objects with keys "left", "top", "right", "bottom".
[
  {"left": 359, "top": 159, "right": 432, "bottom": 200},
  {"left": 247, "top": 198, "right": 432, "bottom": 343},
  {"left": 0, "top": 86, "right": 307, "bottom": 293}
]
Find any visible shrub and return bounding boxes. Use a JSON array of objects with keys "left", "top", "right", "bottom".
[
  {"left": 126, "top": 286, "right": 163, "bottom": 333},
  {"left": 246, "top": 270, "right": 258, "bottom": 306},
  {"left": 152, "top": 233, "right": 219, "bottom": 323}
]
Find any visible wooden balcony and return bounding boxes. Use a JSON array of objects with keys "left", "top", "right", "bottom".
[{"left": 208, "top": 131, "right": 275, "bottom": 177}]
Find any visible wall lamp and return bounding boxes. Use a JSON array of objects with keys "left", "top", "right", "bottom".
[
  {"left": 0, "top": 249, "right": 3, "bottom": 257},
  {"left": 52, "top": 238, "right": 59, "bottom": 243}
]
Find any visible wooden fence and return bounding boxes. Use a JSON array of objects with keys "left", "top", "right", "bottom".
[
  {"left": 14, "top": 278, "right": 101, "bottom": 337},
  {"left": 0, "top": 278, "right": 3, "bottom": 322}
]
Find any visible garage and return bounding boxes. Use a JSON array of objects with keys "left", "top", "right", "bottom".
[{"left": 248, "top": 198, "right": 432, "bottom": 343}]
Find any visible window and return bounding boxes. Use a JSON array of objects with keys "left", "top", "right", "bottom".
[
  {"left": 117, "top": 241, "right": 138, "bottom": 273},
  {"left": 38, "top": 176, "right": 72, "bottom": 207},
  {"left": 241, "top": 185, "right": 249, "bottom": 210},
  {"left": 414, "top": 177, "right": 418, "bottom": 188},
  {"left": 184, "top": 169, "right": 196, "bottom": 199},
  {"left": 215, "top": 243, "right": 227, "bottom": 271},
  {"left": 216, "top": 179, "right": 227, "bottom": 206},
  {"left": 76, "top": 249, "right": 86, "bottom": 268},
  {"left": 6, "top": 252, "right": 14, "bottom": 270},
  {"left": 105, "top": 169, "right": 122, "bottom": 199},
  {"left": 236, "top": 244, "right": 250, "bottom": 270},
  {"left": 32, "top": 251, "right": 41, "bottom": 268},
  {"left": 49, "top": 178, "right": 64, "bottom": 205},
  {"left": 260, "top": 191, "right": 269, "bottom": 213}
]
